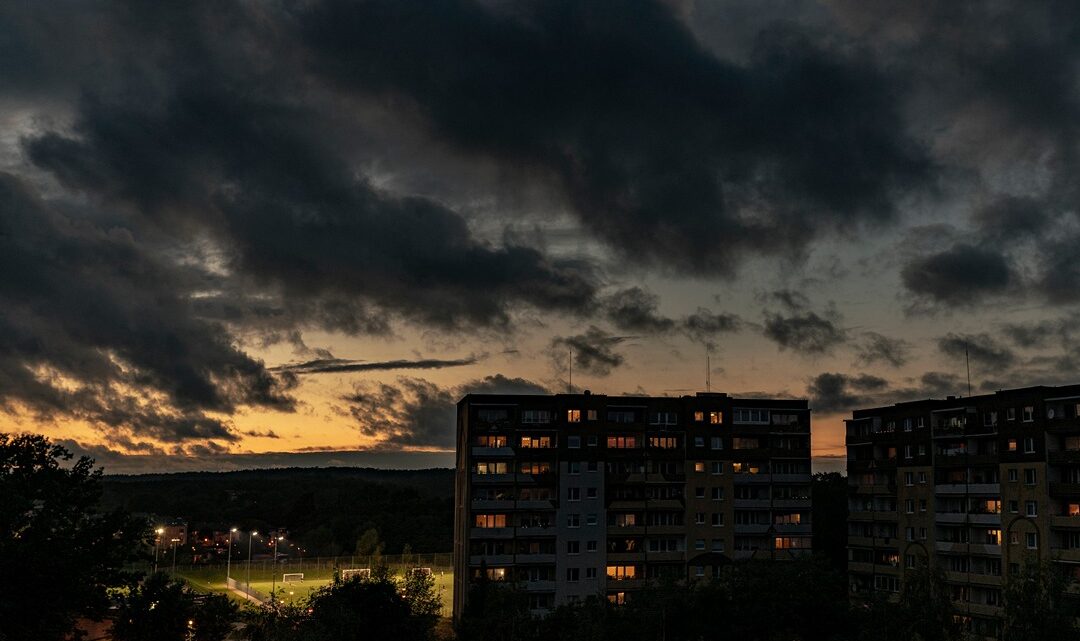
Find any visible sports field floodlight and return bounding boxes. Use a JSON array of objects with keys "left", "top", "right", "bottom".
[{"left": 247, "top": 530, "right": 257, "bottom": 588}]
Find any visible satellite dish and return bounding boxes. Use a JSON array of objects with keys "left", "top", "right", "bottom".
[{"left": 1049, "top": 409, "right": 1056, "bottom": 419}]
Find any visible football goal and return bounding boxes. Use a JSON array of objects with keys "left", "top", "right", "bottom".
[
  {"left": 282, "top": 573, "right": 304, "bottom": 583},
  {"left": 340, "top": 568, "right": 371, "bottom": 581},
  {"left": 409, "top": 567, "right": 433, "bottom": 576}
]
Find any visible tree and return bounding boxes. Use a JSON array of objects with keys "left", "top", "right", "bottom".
[
  {"left": 0, "top": 433, "right": 147, "bottom": 641},
  {"left": 1003, "top": 561, "right": 1080, "bottom": 641},
  {"left": 895, "top": 565, "right": 960, "bottom": 641},
  {"left": 812, "top": 472, "right": 849, "bottom": 571},
  {"left": 355, "top": 527, "right": 383, "bottom": 557},
  {"left": 112, "top": 573, "right": 238, "bottom": 641},
  {"left": 299, "top": 566, "right": 440, "bottom": 641}
]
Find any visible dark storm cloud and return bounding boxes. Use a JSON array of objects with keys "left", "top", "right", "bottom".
[
  {"left": 855, "top": 332, "right": 912, "bottom": 368},
  {"left": 273, "top": 356, "right": 479, "bottom": 375},
  {"left": 808, "top": 369, "right": 968, "bottom": 415},
  {"left": 601, "top": 287, "right": 741, "bottom": 347},
  {"left": 937, "top": 333, "right": 1016, "bottom": 370},
  {"left": 341, "top": 378, "right": 457, "bottom": 449},
  {"left": 681, "top": 308, "right": 742, "bottom": 347},
  {"left": 832, "top": 1, "right": 1080, "bottom": 307},
  {"left": 761, "top": 291, "right": 846, "bottom": 355},
  {"left": 337, "top": 374, "right": 549, "bottom": 448},
  {"left": 301, "top": 0, "right": 930, "bottom": 276},
  {"left": 459, "top": 374, "right": 550, "bottom": 396},
  {"left": 0, "top": 173, "right": 294, "bottom": 443},
  {"left": 807, "top": 373, "right": 871, "bottom": 414},
  {"left": 602, "top": 288, "right": 676, "bottom": 333},
  {"left": 20, "top": 2, "right": 598, "bottom": 335},
  {"left": 1002, "top": 316, "right": 1080, "bottom": 349},
  {"left": 552, "top": 327, "right": 630, "bottom": 377},
  {"left": 901, "top": 244, "right": 1014, "bottom": 306}
]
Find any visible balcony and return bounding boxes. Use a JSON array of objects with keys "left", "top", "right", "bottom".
[
  {"left": 1046, "top": 420, "right": 1080, "bottom": 434},
  {"left": 471, "top": 473, "right": 514, "bottom": 484},
  {"left": 516, "top": 499, "right": 555, "bottom": 510},
  {"left": 853, "top": 483, "right": 897, "bottom": 495},
  {"left": 471, "top": 527, "right": 514, "bottom": 539},
  {"left": 773, "top": 473, "right": 812, "bottom": 484},
  {"left": 935, "top": 454, "right": 1000, "bottom": 467},
  {"left": 1050, "top": 483, "right": 1080, "bottom": 497},
  {"left": 943, "top": 571, "right": 1003, "bottom": 587},
  {"left": 733, "top": 523, "right": 771, "bottom": 535},
  {"left": 732, "top": 473, "right": 772, "bottom": 484},
  {"left": 515, "top": 525, "right": 556, "bottom": 538},
  {"left": 471, "top": 446, "right": 515, "bottom": 458},
  {"left": 773, "top": 523, "right": 811, "bottom": 534},
  {"left": 515, "top": 553, "right": 556, "bottom": 564},
  {"left": 935, "top": 512, "right": 1002, "bottom": 526},
  {"left": 733, "top": 498, "right": 771, "bottom": 509},
  {"left": 1049, "top": 451, "right": 1080, "bottom": 465},
  {"left": 935, "top": 541, "right": 1001, "bottom": 555},
  {"left": 1051, "top": 515, "right": 1080, "bottom": 529},
  {"left": 469, "top": 554, "right": 514, "bottom": 566},
  {"left": 935, "top": 483, "right": 1000, "bottom": 495},
  {"left": 645, "top": 551, "right": 685, "bottom": 563},
  {"left": 471, "top": 499, "right": 515, "bottom": 510},
  {"left": 521, "top": 580, "right": 556, "bottom": 592},
  {"left": 771, "top": 448, "right": 811, "bottom": 459},
  {"left": 773, "top": 498, "right": 811, "bottom": 509},
  {"left": 848, "top": 536, "right": 898, "bottom": 548}
]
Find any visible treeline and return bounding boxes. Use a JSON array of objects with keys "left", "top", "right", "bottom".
[
  {"left": 101, "top": 467, "right": 454, "bottom": 554},
  {"left": 0, "top": 434, "right": 444, "bottom": 641},
  {"left": 460, "top": 559, "right": 1080, "bottom": 641}
]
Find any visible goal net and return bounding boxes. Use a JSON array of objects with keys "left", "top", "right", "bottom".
[
  {"left": 282, "top": 573, "right": 304, "bottom": 583},
  {"left": 341, "top": 568, "right": 370, "bottom": 581},
  {"left": 410, "top": 567, "right": 433, "bottom": 576}
]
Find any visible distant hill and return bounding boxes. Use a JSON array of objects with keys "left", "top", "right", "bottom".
[{"left": 103, "top": 467, "right": 455, "bottom": 554}]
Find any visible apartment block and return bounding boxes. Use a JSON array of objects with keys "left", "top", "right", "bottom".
[
  {"left": 453, "top": 391, "right": 812, "bottom": 620},
  {"left": 846, "top": 384, "right": 1080, "bottom": 638}
]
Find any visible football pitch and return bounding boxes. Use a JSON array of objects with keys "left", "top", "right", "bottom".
[{"left": 176, "top": 566, "right": 454, "bottom": 616}]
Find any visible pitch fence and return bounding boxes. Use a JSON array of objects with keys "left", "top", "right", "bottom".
[
  {"left": 226, "top": 577, "right": 269, "bottom": 604},
  {"left": 147, "top": 552, "right": 454, "bottom": 581}
]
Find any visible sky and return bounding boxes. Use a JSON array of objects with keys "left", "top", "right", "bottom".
[{"left": 1, "top": 0, "right": 1079, "bottom": 474}]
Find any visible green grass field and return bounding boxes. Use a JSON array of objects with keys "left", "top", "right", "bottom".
[{"left": 175, "top": 566, "right": 454, "bottom": 616}]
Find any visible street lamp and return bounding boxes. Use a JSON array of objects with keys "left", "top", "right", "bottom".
[
  {"left": 247, "top": 531, "right": 257, "bottom": 589},
  {"left": 271, "top": 536, "right": 284, "bottom": 606},
  {"left": 154, "top": 528, "right": 164, "bottom": 573},
  {"left": 226, "top": 528, "right": 237, "bottom": 587},
  {"left": 171, "top": 538, "right": 180, "bottom": 574}
]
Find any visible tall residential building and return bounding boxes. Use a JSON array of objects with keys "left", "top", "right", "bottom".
[
  {"left": 453, "top": 391, "right": 812, "bottom": 621},
  {"left": 846, "top": 384, "right": 1080, "bottom": 639}
]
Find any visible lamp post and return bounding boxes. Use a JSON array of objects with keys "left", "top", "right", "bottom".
[
  {"left": 271, "top": 536, "right": 283, "bottom": 606},
  {"left": 171, "top": 538, "right": 180, "bottom": 574},
  {"left": 247, "top": 530, "right": 257, "bottom": 589},
  {"left": 154, "top": 527, "right": 164, "bottom": 573},
  {"left": 226, "top": 528, "right": 237, "bottom": 586}
]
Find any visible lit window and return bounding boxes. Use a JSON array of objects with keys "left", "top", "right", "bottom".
[
  {"left": 694, "top": 461, "right": 706, "bottom": 473},
  {"left": 474, "top": 514, "right": 507, "bottom": 528},
  {"left": 606, "top": 565, "right": 637, "bottom": 580},
  {"left": 607, "top": 436, "right": 638, "bottom": 449},
  {"left": 709, "top": 411, "right": 722, "bottom": 424},
  {"left": 694, "top": 411, "right": 704, "bottom": 422},
  {"left": 567, "top": 409, "right": 581, "bottom": 423}
]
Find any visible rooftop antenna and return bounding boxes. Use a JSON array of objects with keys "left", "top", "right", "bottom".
[
  {"left": 965, "top": 346, "right": 971, "bottom": 398},
  {"left": 705, "top": 348, "right": 711, "bottom": 393},
  {"left": 568, "top": 347, "right": 573, "bottom": 394}
]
